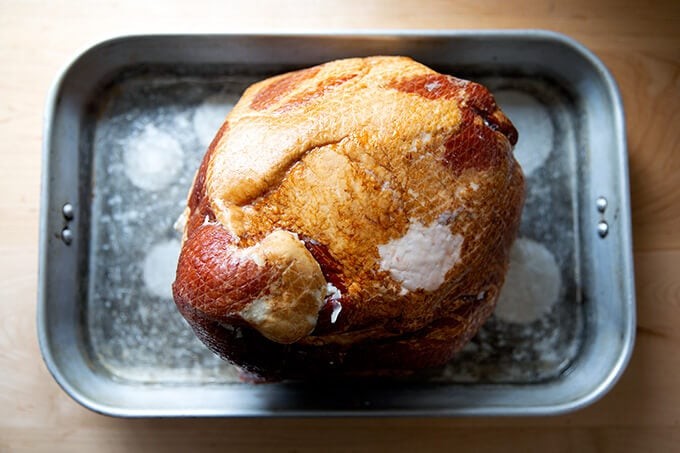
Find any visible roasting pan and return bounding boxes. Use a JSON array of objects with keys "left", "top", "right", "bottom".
[{"left": 38, "top": 30, "right": 635, "bottom": 417}]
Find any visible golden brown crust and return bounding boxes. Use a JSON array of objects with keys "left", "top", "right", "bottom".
[{"left": 172, "top": 56, "right": 524, "bottom": 379}]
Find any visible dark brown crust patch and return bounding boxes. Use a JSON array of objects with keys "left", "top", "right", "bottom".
[
  {"left": 442, "top": 111, "right": 510, "bottom": 176},
  {"left": 462, "top": 83, "right": 518, "bottom": 145},
  {"left": 388, "top": 73, "right": 468, "bottom": 100},
  {"left": 439, "top": 81, "right": 519, "bottom": 175},
  {"left": 300, "top": 235, "right": 347, "bottom": 294},
  {"left": 277, "top": 73, "right": 358, "bottom": 112},
  {"left": 185, "top": 198, "right": 216, "bottom": 240},
  {"left": 250, "top": 67, "right": 321, "bottom": 111},
  {"left": 390, "top": 74, "right": 518, "bottom": 147},
  {"left": 173, "top": 223, "right": 275, "bottom": 319}
]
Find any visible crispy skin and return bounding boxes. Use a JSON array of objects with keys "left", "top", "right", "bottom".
[{"left": 172, "top": 56, "right": 524, "bottom": 380}]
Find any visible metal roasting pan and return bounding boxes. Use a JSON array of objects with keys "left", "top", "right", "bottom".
[{"left": 38, "top": 30, "right": 635, "bottom": 417}]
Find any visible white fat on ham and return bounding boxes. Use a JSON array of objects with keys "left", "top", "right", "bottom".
[{"left": 378, "top": 219, "right": 463, "bottom": 293}]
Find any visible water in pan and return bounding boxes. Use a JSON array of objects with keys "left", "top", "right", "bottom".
[{"left": 87, "top": 68, "right": 583, "bottom": 384}]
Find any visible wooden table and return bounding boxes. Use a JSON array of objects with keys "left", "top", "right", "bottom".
[{"left": 1, "top": 1, "right": 678, "bottom": 451}]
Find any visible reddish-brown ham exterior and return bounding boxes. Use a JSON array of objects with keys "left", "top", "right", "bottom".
[{"left": 173, "top": 56, "right": 524, "bottom": 380}]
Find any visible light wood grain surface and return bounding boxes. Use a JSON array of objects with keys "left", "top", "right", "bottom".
[{"left": 1, "top": 0, "right": 679, "bottom": 451}]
